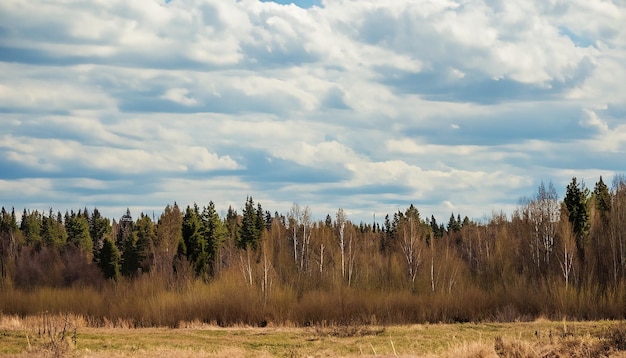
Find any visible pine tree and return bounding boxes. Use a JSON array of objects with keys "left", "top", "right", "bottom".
[
  {"left": 10, "top": 208, "right": 17, "bottom": 232},
  {"left": 134, "top": 214, "right": 155, "bottom": 273},
  {"left": 430, "top": 215, "right": 442, "bottom": 239},
  {"left": 90, "top": 208, "right": 111, "bottom": 264},
  {"left": 182, "top": 205, "right": 205, "bottom": 275},
  {"left": 447, "top": 213, "right": 461, "bottom": 233},
  {"left": 0, "top": 208, "right": 17, "bottom": 234},
  {"left": 121, "top": 232, "right": 139, "bottom": 277},
  {"left": 256, "top": 203, "right": 265, "bottom": 236},
  {"left": 21, "top": 209, "right": 42, "bottom": 247},
  {"left": 238, "top": 197, "right": 260, "bottom": 249},
  {"left": 183, "top": 205, "right": 201, "bottom": 251},
  {"left": 65, "top": 212, "right": 93, "bottom": 260},
  {"left": 200, "top": 202, "right": 226, "bottom": 276},
  {"left": 116, "top": 208, "right": 134, "bottom": 252},
  {"left": 225, "top": 206, "right": 240, "bottom": 246},
  {"left": 564, "top": 177, "right": 590, "bottom": 263},
  {"left": 462, "top": 216, "right": 471, "bottom": 228},
  {"left": 41, "top": 209, "right": 66, "bottom": 248},
  {"left": 0, "top": 208, "right": 8, "bottom": 233},
  {"left": 99, "top": 238, "right": 121, "bottom": 280},
  {"left": 264, "top": 210, "right": 273, "bottom": 231},
  {"left": 594, "top": 176, "right": 611, "bottom": 222}
]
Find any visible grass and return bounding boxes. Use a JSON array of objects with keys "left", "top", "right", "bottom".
[{"left": 1, "top": 315, "right": 625, "bottom": 357}]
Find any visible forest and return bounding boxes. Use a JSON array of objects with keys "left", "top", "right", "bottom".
[{"left": 1, "top": 175, "right": 625, "bottom": 327}]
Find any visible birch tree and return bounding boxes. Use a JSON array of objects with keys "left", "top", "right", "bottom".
[
  {"left": 518, "top": 182, "right": 559, "bottom": 278},
  {"left": 288, "top": 204, "right": 301, "bottom": 267},
  {"left": 610, "top": 176, "right": 626, "bottom": 285},
  {"left": 533, "top": 182, "right": 559, "bottom": 269},
  {"left": 558, "top": 206, "right": 576, "bottom": 289},
  {"left": 299, "top": 206, "right": 312, "bottom": 272},
  {"left": 336, "top": 208, "right": 347, "bottom": 280},
  {"left": 154, "top": 205, "right": 183, "bottom": 275},
  {"left": 398, "top": 205, "right": 423, "bottom": 283}
]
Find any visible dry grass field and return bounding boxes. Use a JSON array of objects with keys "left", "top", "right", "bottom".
[{"left": 1, "top": 315, "right": 626, "bottom": 357}]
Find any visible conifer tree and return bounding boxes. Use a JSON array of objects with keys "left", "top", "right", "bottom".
[
  {"left": 134, "top": 214, "right": 155, "bottom": 273},
  {"left": 380, "top": 214, "right": 394, "bottom": 253},
  {"left": 256, "top": 203, "right": 265, "bottom": 236},
  {"left": 239, "top": 197, "right": 260, "bottom": 249},
  {"left": 182, "top": 205, "right": 206, "bottom": 276},
  {"left": 0, "top": 208, "right": 17, "bottom": 233},
  {"left": 99, "top": 238, "right": 121, "bottom": 280},
  {"left": 225, "top": 206, "right": 240, "bottom": 245},
  {"left": 200, "top": 201, "right": 226, "bottom": 276},
  {"left": 121, "top": 232, "right": 139, "bottom": 277},
  {"left": 116, "top": 208, "right": 134, "bottom": 252},
  {"left": 42, "top": 209, "right": 66, "bottom": 248},
  {"left": 430, "top": 215, "right": 441, "bottom": 239},
  {"left": 564, "top": 177, "right": 590, "bottom": 263},
  {"left": 447, "top": 213, "right": 461, "bottom": 233},
  {"left": 594, "top": 176, "right": 611, "bottom": 222},
  {"left": 20, "top": 209, "right": 42, "bottom": 247},
  {"left": 90, "top": 208, "right": 111, "bottom": 264},
  {"left": 65, "top": 213, "right": 93, "bottom": 260}
]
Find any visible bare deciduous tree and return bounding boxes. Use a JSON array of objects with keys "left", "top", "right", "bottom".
[
  {"left": 299, "top": 206, "right": 312, "bottom": 272},
  {"left": 336, "top": 208, "right": 347, "bottom": 280},
  {"left": 558, "top": 207, "right": 576, "bottom": 289},
  {"left": 154, "top": 204, "right": 182, "bottom": 276},
  {"left": 288, "top": 204, "right": 301, "bottom": 267},
  {"left": 398, "top": 206, "right": 423, "bottom": 283}
]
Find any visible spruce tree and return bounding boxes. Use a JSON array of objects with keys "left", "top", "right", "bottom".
[
  {"left": 21, "top": 209, "right": 42, "bottom": 247},
  {"left": 99, "top": 238, "right": 121, "bottom": 280},
  {"left": 134, "top": 214, "right": 155, "bottom": 273},
  {"left": 564, "top": 177, "right": 590, "bottom": 263},
  {"left": 239, "top": 197, "right": 260, "bottom": 249},
  {"left": 182, "top": 205, "right": 205, "bottom": 275},
  {"left": 225, "top": 206, "right": 240, "bottom": 246},
  {"left": 430, "top": 215, "right": 441, "bottom": 239},
  {"left": 90, "top": 208, "right": 111, "bottom": 264},
  {"left": 447, "top": 213, "right": 461, "bottom": 232},
  {"left": 66, "top": 213, "right": 93, "bottom": 260},
  {"left": 200, "top": 202, "right": 226, "bottom": 276},
  {"left": 121, "top": 232, "right": 139, "bottom": 277},
  {"left": 593, "top": 176, "right": 611, "bottom": 221}
]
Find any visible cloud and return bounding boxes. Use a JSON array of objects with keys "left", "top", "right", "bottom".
[
  {"left": 161, "top": 88, "right": 198, "bottom": 106},
  {"left": 0, "top": 0, "right": 624, "bottom": 223}
]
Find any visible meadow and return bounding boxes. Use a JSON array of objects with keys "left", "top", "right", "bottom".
[{"left": 1, "top": 314, "right": 626, "bottom": 357}]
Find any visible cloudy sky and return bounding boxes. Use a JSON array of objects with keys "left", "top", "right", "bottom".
[{"left": 0, "top": 0, "right": 625, "bottom": 223}]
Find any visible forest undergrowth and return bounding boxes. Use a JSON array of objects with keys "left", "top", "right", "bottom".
[
  {"left": 1, "top": 271, "right": 625, "bottom": 328},
  {"left": 2, "top": 176, "right": 626, "bottom": 328}
]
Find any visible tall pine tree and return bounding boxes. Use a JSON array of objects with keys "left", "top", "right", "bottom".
[
  {"left": 238, "top": 197, "right": 260, "bottom": 249},
  {"left": 564, "top": 177, "right": 590, "bottom": 264}
]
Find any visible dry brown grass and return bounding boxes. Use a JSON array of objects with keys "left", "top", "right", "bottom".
[
  {"left": 1, "top": 271, "right": 625, "bottom": 328},
  {"left": 3, "top": 315, "right": 625, "bottom": 357}
]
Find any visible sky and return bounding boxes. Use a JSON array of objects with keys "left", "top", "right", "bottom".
[{"left": 0, "top": 0, "right": 625, "bottom": 224}]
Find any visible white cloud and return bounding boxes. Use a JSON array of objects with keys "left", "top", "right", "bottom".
[
  {"left": 0, "top": 133, "right": 238, "bottom": 174},
  {"left": 0, "top": 178, "right": 53, "bottom": 197},
  {"left": 161, "top": 88, "right": 197, "bottom": 106},
  {"left": 0, "top": 0, "right": 624, "bottom": 222}
]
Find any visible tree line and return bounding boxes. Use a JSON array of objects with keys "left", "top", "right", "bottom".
[{"left": 1, "top": 175, "right": 626, "bottom": 324}]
